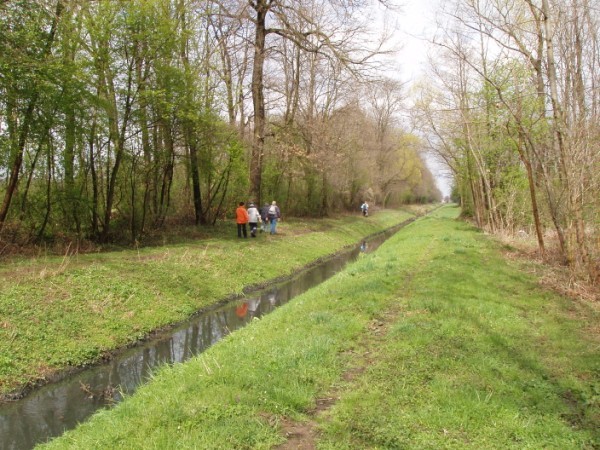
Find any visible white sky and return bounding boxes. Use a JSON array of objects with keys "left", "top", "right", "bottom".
[
  {"left": 395, "top": 0, "right": 440, "bottom": 82},
  {"left": 385, "top": 0, "right": 453, "bottom": 197},
  {"left": 403, "top": 1, "right": 449, "bottom": 198}
]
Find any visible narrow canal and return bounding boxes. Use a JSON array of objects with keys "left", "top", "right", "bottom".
[{"left": 0, "top": 220, "right": 411, "bottom": 449}]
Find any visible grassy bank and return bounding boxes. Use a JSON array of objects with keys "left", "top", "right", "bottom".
[
  {"left": 40, "top": 206, "right": 599, "bottom": 449},
  {"left": 0, "top": 208, "right": 421, "bottom": 397}
]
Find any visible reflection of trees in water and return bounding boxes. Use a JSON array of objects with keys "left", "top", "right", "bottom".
[
  {"left": 0, "top": 369, "right": 109, "bottom": 450},
  {"left": 202, "top": 310, "right": 230, "bottom": 350}
]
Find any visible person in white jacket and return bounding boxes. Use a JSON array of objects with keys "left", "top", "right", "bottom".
[{"left": 247, "top": 203, "right": 260, "bottom": 237}]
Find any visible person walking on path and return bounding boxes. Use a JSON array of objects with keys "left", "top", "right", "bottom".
[
  {"left": 267, "top": 201, "right": 281, "bottom": 234},
  {"left": 360, "top": 201, "right": 369, "bottom": 217},
  {"left": 236, "top": 202, "right": 249, "bottom": 238},
  {"left": 260, "top": 203, "right": 270, "bottom": 233},
  {"left": 247, "top": 203, "right": 260, "bottom": 237}
]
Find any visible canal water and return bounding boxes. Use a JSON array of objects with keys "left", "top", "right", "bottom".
[{"left": 0, "top": 221, "right": 410, "bottom": 449}]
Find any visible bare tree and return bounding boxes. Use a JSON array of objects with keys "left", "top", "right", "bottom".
[
  {"left": 426, "top": 0, "right": 599, "bottom": 281},
  {"left": 215, "top": 0, "right": 395, "bottom": 204}
]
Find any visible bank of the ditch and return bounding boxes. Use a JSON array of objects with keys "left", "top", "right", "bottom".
[
  {"left": 39, "top": 206, "right": 599, "bottom": 449},
  {"left": 0, "top": 208, "right": 426, "bottom": 399}
]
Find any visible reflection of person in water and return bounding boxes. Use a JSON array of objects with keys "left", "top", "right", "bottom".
[
  {"left": 235, "top": 302, "right": 248, "bottom": 318},
  {"left": 246, "top": 297, "right": 261, "bottom": 319}
]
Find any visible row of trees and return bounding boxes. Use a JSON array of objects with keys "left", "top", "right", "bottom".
[
  {"left": 416, "top": 0, "right": 598, "bottom": 281},
  {"left": 0, "top": 0, "right": 440, "bottom": 246}
]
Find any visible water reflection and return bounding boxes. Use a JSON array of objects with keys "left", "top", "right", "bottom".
[{"left": 0, "top": 224, "right": 403, "bottom": 450}]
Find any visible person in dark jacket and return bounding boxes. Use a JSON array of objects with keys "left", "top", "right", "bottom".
[{"left": 260, "top": 203, "right": 270, "bottom": 233}]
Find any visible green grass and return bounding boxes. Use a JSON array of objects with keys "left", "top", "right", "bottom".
[
  {"left": 0, "top": 209, "right": 418, "bottom": 396},
  {"left": 318, "top": 208, "right": 599, "bottom": 449},
  {"left": 38, "top": 205, "right": 599, "bottom": 449}
]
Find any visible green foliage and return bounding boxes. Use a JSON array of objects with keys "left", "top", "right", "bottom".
[
  {"left": 1, "top": 0, "right": 444, "bottom": 245},
  {"left": 450, "top": 183, "right": 461, "bottom": 204},
  {"left": 0, "top": 0, "right": 242, "bottom": 242}
]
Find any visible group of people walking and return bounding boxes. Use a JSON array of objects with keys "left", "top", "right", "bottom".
[
  {"left": 236, "top": 201, "right": 281, "bottom": 238},
  {"left": 236, "top": 199, "right": 368, "bottom": 238}
]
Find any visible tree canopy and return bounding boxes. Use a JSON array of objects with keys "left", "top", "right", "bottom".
[{"left": 0, "top": 0, "right": 439, "bottom": 247}]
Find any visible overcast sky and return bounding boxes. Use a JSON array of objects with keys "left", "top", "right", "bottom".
[
  {"left": 395, "top": 0, "right": 440, "bottom": 81},
  {"left": 392, "top": 0, "right": 453, "bottom": 197}
]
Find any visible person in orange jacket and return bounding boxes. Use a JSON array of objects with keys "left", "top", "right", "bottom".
[{"left": 236, "top": 201, "right": 249, "bottom": 238}]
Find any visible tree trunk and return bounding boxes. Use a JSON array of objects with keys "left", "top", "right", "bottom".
[
  {"left": 89, "top": 113, "right": 99, "bottom": 238},
  {"left": 100, "top": 60, "right": 133, "bottom": 242},
  {"left": 155, "top": 118, "right": 175, "bottom": 227},
  {"left": 187, "top": 137, "right": 205, "bottom": 225},
  {"left": 541, "top": 0, "right": 572, "bottom": 265},
  {"left": 37, "top": 139, "right": 54, "bottom": 242},
  {"left": 249, "top": 1, "right": 268, "bottom": 204},
  {"left": 180, "top": 0, "right": 205, "bottom": 225},
  {"left": 522, "top": 151, "right": 545, "bottom": 255},
  {"left": 64, "top": 101, "right": 79, "bottom": 232}
]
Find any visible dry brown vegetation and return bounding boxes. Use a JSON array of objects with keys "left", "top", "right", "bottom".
[{"left": 499, "top": 231, "right": 599, "bottom": 304}]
